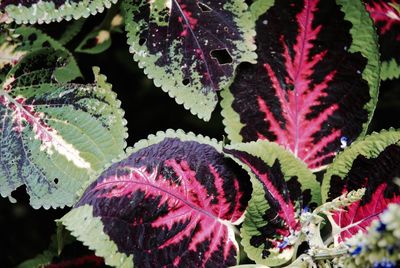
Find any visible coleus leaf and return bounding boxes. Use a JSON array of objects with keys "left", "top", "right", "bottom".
[
  {"left": 0, "top": 26, "right": 81, "bottom": 83},
  {"left": 224, "top": 141, "right": 320, "bottom": 266},
  {"left": 0, "top": 32, "right": 18, "bottom": 84},
  {"left": 0, "top": 48, "right": 128, "bottom": 208},
  {"left": 75, "top": 30, "right": 112, "bottom": 55},
  {"left": 121, "top": 0, "right": 257, "bottom": 121},
  {"left": 321, "top": 129, "right": 400, "bottom": 245},
  {"left": 75, "top": 12, "right": 123, "bottom": 55},
  {"left": 0, "top": 0, "right": 117, "bottom": 24},
  {"left": 59, "top": 130, "right": 250, "bottom": 267},
  {"left": 221, "top": 0, "right": 380, "bottom": 171},
  {"left": 364, "top": 0, "right": 400, "bottom": 80}
]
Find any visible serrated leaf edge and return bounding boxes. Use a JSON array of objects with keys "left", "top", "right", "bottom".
[{"left": 4, "top": 0, "right": 118, "bottom": 24}]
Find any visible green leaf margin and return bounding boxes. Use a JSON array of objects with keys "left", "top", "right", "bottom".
[{"left": 2, "top": 0, "right": 117, "bottom": 24}]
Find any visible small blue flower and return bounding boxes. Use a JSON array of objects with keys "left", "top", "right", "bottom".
[
  {"left": 302, "top": 206, "right": 310, "bottom": 213},
  {"left": 340, "top": 136, "right": 348, "bottom": 149},
  {"left": 350, "top": 245, "right": 362, "bottom": 256},
  {"left": 373, "top": 259, "right": 396, "bottom": 268},
  {"left": 278, "top": 237, "right": 289, "bottom": 249},
  {"left": 376, "top": 221, "right": 387, "bottom": 232},
  {"left": 387, "top": 245, "right": 395, "bottom": 255}
]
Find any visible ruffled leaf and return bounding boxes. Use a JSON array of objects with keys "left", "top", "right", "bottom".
[
  {"left": 60, "top": 130, "right": 249, "bottom": 267},
  {"left": 364, "top": 0, "right": 400, "bottom": 80},
  {"left": 225, "top": 141, "right": 320, "bottom": 266},
  {"left": 121, "top": 0, "right": 257, "bottom": 121},
  {"left": 221, "top": 0, "right": 380, "bottom": 171},
  {"left": 0, "top": 49, "right": 127, "bottom": 208},
  {"left": 0, "top": 0, "right": 117, "bottom": 24},
  {"left": 321, "top": 129, "right": 400, "bottom": 244}
]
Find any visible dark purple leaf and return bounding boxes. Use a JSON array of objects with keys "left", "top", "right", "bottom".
[{"left": 61, "top": 132, "right": 250, "bottom": 267}]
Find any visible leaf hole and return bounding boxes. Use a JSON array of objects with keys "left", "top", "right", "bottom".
[
  {"left": 28, "top": 33, "right": 37, "bottom": 43},
  {"left": 42, "top": 41, "right": 51, "bottom": 48},
  {"left": 139, "top": 38, "right": 147, "bottom": 46},
  {"left": 197, "top": 2, "right": 212, "bottom": 12},
  {"left": 53, "top": 178, "right": 59, "bottom": 184},
  {"left": 182, "top": 78, "right": 190, "bottom": 86},
  {"left": 211, "top": 49, "right": 233, "bottom": 65},
  {"left": 287, "top": 84, "right": 294, "bottom": 91}
]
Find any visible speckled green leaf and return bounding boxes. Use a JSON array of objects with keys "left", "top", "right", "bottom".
[
  {"left": 0, "top": 0, "right": 117, "bottom": 24},
  {"left": 224, "top": 141, "right": 320, "bottom": 266},
  {"left": 0, "top": 48, "right": 127, "bottom": 208},
  {"left": 0, "top": 26, "right": 81, "bottom": 83},
  {"left": 122, "top": 0, "right": 257, "bottom": 121}
]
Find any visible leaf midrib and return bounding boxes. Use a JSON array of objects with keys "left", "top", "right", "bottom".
[{"left": 92, "top": 178, "right": 227, "bottom": 224}]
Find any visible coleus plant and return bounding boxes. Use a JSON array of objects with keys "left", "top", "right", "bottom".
[{"left": 0, "top": 0, "right": 399, "bottom": 268}]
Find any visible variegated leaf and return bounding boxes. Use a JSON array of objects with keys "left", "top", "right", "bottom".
[
  {"left": 60, "top": 130, "right": 249, "bottom": 268},
  {"left": 0, "top": 48, "right": 127, "bottom": 208},
  {"left": 122, "top": 0, "right": 257, "bottom": 121},
  {"left": 225, "top": 141, "right": 320, "bottom": 266},
  {"left": 321, "top": 129, "right": 400, "bottom": 244},
  {"left": 221, "top": 0, "right": 380, "bottom": 171}
]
